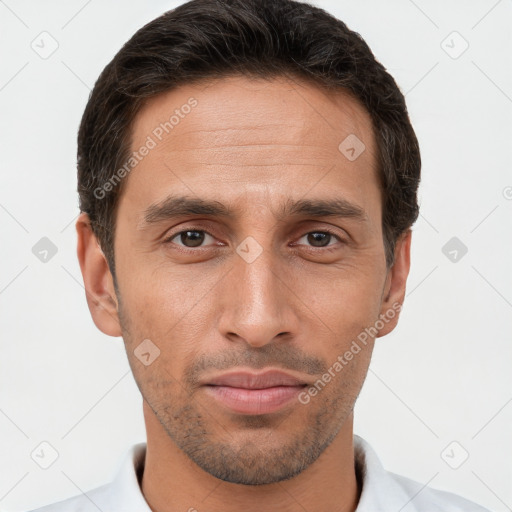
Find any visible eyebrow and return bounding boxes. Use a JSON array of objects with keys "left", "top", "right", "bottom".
[{"left": 139, "top": 194, "right": 367, "bottom": 229}]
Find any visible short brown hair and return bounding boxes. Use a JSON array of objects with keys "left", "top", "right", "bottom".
[{"left": 77, "top": 0, "right": 420, "bottom": 278}]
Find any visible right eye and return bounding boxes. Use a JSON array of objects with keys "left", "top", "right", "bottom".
[{"left": 163, "top": 229, "right": 218, "bottom": 249}]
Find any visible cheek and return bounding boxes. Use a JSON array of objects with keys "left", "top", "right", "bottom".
[
  {"left": 120, "top": 261, "right": 216, "bottom": 328},
  {"left": 118, "top": 268, "right": 219, "bottom": 373},
  {"left": 300, "top": 263, "right": 385, "bottom": 339}
]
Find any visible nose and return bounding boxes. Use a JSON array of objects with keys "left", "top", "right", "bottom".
[{"left": 218, "top": 243, "right": 298, "bottom": 348}]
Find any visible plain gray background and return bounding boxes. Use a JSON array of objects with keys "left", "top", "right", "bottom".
[{"left": 1, "top": 0, "right": 511, "bottom": 510}]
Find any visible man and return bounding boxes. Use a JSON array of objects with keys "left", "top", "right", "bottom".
[{"left": 29, "top": 0, "right": 490, "bottom": 510}]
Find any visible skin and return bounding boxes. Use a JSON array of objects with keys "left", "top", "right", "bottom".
[{"left": 76, "top": 74, "right": 411, "bottom": 512}]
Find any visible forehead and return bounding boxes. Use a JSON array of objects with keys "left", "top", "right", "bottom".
[
  {"left": 120, "top": 74, "right": 380, "bottom": 222},
  {"left": 132, "top": 74, "right": 375, "bottom": 154}
]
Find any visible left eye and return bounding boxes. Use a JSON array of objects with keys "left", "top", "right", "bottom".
[{"left": 296, "top": 231, "right": 341, "bottom": 248}]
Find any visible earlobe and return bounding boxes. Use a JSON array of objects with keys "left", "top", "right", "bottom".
[
  {"left": 76, "top": 212, "right": 122, "bottom": 337},
  {"left": 376, "top": 229, "right": 412, "bottom": 338}
]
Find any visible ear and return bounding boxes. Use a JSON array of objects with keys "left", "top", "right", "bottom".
[
  {"left": 76, "top": 212, "right": 122, "bottom": 337},
  {"left": 376, "top": 229, "right": 412, "bottom": 338}
]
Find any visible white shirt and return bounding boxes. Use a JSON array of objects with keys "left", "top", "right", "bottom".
[{"left": 27, "top": 435, "right": 491, "bottom": 512}]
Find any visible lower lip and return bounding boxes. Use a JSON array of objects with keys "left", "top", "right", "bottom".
[{"left": 204, "top": 385, "right": 306, "bottom": 415}]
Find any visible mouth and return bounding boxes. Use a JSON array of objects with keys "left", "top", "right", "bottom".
[{"left": 201, "top": 369, "right": 309, "bottom": 415}]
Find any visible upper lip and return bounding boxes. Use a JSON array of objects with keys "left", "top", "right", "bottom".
[{"left": 203, "top": 369, "right": 308, "bottom": 389}]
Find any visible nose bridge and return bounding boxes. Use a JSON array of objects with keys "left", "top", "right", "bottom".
[{"left": 220, "top": 238, "right": 294, "bottom": 346}]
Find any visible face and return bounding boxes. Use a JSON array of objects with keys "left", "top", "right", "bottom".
[{"left": 79, "top": 74, "right": 410, "bottom": 485}]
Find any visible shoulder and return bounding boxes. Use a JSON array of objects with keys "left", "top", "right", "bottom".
[
  {"left": 24, "top": 483, "right": 112, "bottom": 512},
  {"left": 24, "top": 443, "right": 148, "bottom": 512},
  {"left": 353, "top": 435, "right": 491, "bottom": 512},
  {"left": 388, "top": 471, "right": 492, "bottom": 512}
]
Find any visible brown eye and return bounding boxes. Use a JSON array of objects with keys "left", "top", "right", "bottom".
[
  {"left": 297, "top": 231, "right": 341, "bottom": 248},
  {"left": 307, "top": 232, "right": 330, "bottom": 247},
  {"left": 166, "top": 230, "right": 215, "bottom": 248}
]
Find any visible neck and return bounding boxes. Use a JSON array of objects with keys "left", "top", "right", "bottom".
[{"left": 140, "top": 402, "right": 361, "bottom": 512}]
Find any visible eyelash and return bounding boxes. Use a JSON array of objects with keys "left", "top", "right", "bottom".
[{"left": 162, "top": 227, "right": 346, "bottom": 253}]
